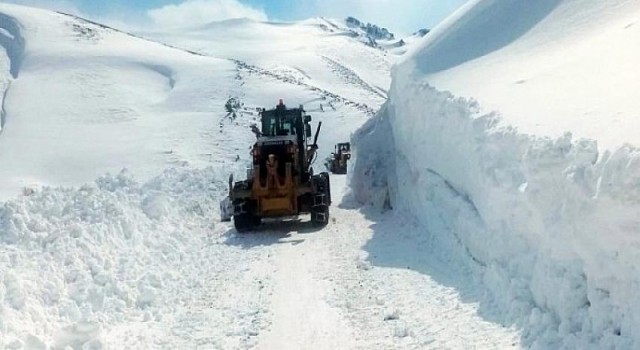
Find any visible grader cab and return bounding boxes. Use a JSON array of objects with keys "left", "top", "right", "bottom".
[{"left": 220, "top": 100, "right": 331, "bottom": 232}]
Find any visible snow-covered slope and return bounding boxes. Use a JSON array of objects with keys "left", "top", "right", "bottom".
[
  {"left": 141, "top": 16, "right": 392, "bottom": 112},
  {"left": 0, "top": 5, "right": 244, "bottom": 199},
  {"left": 355, "top": 1, "right": 640, "bottom": 349},
  {"left": 403, "top": 0, "right": 640, "bottom": 151}
]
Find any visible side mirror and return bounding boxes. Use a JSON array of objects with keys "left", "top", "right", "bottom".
[{"left": 306, "top": 124, "right": 312, "bottom": 138}]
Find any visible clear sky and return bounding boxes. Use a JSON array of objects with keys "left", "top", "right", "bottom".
[{"left": 4, "top": 0, "right": 468, "bottom": 35}]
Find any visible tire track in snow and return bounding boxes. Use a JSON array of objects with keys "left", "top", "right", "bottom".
[
  {"left": 224, "top": 177, "right": 358, "bottom": 350},
  {"left": 254, "top": 227, "right": 357, "bottom": 350}
]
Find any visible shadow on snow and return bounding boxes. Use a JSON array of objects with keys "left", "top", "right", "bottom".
[
  {"left": 222, "top": 217, "right": 324, "bottom": 249},
  {"left": 341, "top": 191, "right": 525, "bottom": 346}
]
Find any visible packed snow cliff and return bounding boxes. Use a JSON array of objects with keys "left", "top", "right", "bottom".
[{"left": 354, "top": 0, "right": 640, "bottom": 349}]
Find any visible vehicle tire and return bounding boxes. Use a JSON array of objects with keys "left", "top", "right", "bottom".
[
  {"left": 234, "top": 213, "right": 254, "bottom": 232},
  {"left": 319, "top": 172, "right": 331, "bottom": 205},
  {"left": 311, "top": 172, "right": 331, "bottom": 227},
  {"left": 311, "top": 205, "right": 329, "bottom": 227}
]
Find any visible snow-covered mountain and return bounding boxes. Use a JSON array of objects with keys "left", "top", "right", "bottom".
[
  {"left": 345, "top": 17, "right": 394, "bottom": 40},
  {"left": 355, "top": 0, "right": 640, "bottom": 348}
]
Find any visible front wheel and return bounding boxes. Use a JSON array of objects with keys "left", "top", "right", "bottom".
[
  {"left": 311, "top": 205, "right": 329, "bottom": 227},
  {"left": 234, "top": 213, "right": 256, "bottom": 232}
]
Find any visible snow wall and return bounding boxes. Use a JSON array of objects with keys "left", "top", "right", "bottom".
[{"left": 353, "top": 62, "right": 640, "bottom": 350}]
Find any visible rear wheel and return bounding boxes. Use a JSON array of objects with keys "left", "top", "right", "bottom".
[
  {"left": 319, "top": 172, "right": 331, "bottom": 205},
  {"left": 311, "top": 205, "right": 329, "bottom": 227},
  {"left": 311, "top": 172, "right": 331, "bottom": 227}
]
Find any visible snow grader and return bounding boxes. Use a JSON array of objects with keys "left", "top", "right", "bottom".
[
  {"left": 220, "top": 100, "right": 331, "bottom": 232},
  {"left": 326, "top": 142, "right": 351, "bottom": 174}
]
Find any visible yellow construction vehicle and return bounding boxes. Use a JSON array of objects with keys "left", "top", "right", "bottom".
[
  {"left": 326, "top": 142, "right": 351, "bottom": 174},
  {"left": 220, "top": 100, "right": 331, "bottom": 232}
]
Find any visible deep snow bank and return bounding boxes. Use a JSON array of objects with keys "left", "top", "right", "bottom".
[
  {"left": 354, "top": 0, "right": 640, "bottom": 348},
  {"left": 0, "top": 167, "right": 228, "bottom": 349},
  {"left": 357, "top": 83, "right": 640, "bottom": 348}
]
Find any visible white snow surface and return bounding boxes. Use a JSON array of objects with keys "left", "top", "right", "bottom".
[
  {"left": 0, "top": 5, "right": 243, "bottom": 199},
  {"left": 0, "top": 3, "right": 525, "bottom": 349},
  {"left": 355, "top": 0, "right": 640, "bottom": 349},
  {"left": 403, "top": 0, "right": 640, "bottom": 151},
  {"left": 140, "top": 16, "right": 393, "bottom": 107}
]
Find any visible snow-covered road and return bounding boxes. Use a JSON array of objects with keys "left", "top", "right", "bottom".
[
  {"left": 0, "top": 163, "right": 523, "bottom": 350},
  {"left": 135, "top": 175, "right": 523, "bottom": 349}
]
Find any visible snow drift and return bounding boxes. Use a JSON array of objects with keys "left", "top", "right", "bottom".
[
  {"left": 355, "top": 0, "right": 640, "bottom": 348},
  {"left": 0, "top": 167, "right": 229, "bottom": 349}
]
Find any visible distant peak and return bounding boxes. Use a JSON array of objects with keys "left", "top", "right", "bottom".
[{"left": 344, "top": 16, "right": 395, "bottom": 41}]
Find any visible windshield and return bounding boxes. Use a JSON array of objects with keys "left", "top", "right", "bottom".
[{"left": 262, "top": 112, "right": 296, "bottom": 136}]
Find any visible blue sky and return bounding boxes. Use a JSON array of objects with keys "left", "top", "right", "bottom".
[{"left": 6, "top": 0, "right": 468, "bottom": 35}]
